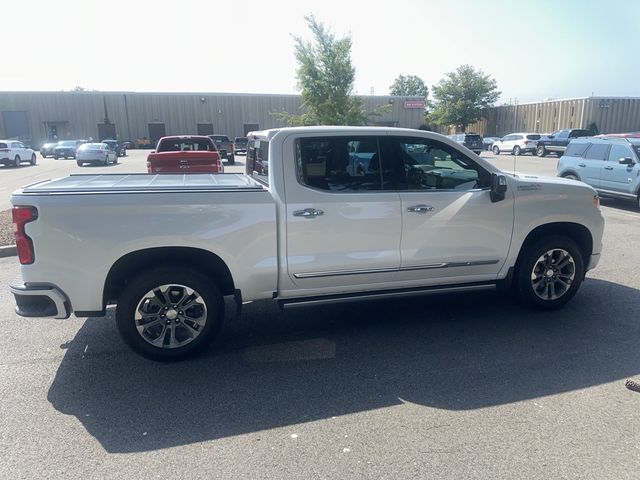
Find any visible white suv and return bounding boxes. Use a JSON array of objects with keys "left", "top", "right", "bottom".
[
  {"left": 492, "top": 133, "right": 541, "bottom": 156},
  {"left": 0, "top": 140, "right": 37, "bottom": 167}
]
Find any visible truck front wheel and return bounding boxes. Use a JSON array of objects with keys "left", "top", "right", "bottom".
[
  {"left": 515, "top": 235, "right": 584, "bottom": 310},
  {"left": 116, "top": 267, "right": 224, "bottom": 361}
]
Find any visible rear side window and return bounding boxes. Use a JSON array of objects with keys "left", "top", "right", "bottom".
[
  {"left": 157, "top": 139, "right": 214, "bottom": 152},
  {"left": 564, "top": 142, "right": 589, "bottom": 157},
  {"left": 296, "top": 136, "right": 383, "bottom": 192},
  {"left": 0, "top": 142, "right": 7, "bottom": 148},
  {"left": 584, "top": 143, "right": 610, "bottom": 160},
  {"left": 526, "top": 134, "right": 541, "bottom": 140},
  {"left": 246, "top": 140, "right": 269, "bottom": 185}
]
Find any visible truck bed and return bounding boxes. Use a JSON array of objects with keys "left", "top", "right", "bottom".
[{"left": 17, "top": 173, "right": 264, "bottom": 195}]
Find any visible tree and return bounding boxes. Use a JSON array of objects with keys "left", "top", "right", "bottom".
[
  {"left": 430, "top": 65, "right": 500, "bottom": 132},
  {"left": 389, "top": 75, "right": 428, "bottom": 99},
  {"left": 275, "top": 15, "right": 367, "bottom": 126}
]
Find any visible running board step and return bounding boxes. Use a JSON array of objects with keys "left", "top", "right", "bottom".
[{"left": 278, "top": 282, "right": 496, "bottom": 309}]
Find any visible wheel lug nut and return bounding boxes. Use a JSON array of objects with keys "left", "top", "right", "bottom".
[
  {"left": 166, "top": 320, "right": 171, "bottom": 324},
  {"left": 160, "top": 314, "right": 165, "bottom": 318},
  {"left": 178, "top": 311, "right": 183, "bottom": 315},
  {"left": 164, "top": 306, "right": 169, "bottom": 310}
]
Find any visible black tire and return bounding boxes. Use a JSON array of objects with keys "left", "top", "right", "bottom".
[
  {"left": 54, "top": 156, "right": 59, "bottom": 160},
  {"left": 30, "top": 154, "right": 37, "bottom": 166},
  {"left": 513, "top": 146, "right": 521, "bottom": 156},
  {"left": 228, "top": 155, "right": 235, "bottom": 165},
  {"left": 76, "top": 161, "right": 83, "bottom": 167},
  {"left": 537, "top": 145, "right": 546, "bottom": 157},
  {"left": 113, "top": 155, "right": 118, "bottom": 164},
  {"left": 104, "top": 155, "right": 109, "bottom": 165},
  {"left": 115, "top": 267, "right": 225, "bottom": 361},
  {"left": 492, "top": 146, "right": 500, "bottom": 155},
  {"left": 515, "top": 235, "right": 584, "bottom": 310},
  {"left": 563, "top": 173, "right": 579, "bottom": 181},
  {"left": 14, "top": 155, "right": 21, "bottom": 167}
]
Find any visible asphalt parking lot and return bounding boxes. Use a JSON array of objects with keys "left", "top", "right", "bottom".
[{"left": 1, "top": 149, "right": 639, "bottom": 479}]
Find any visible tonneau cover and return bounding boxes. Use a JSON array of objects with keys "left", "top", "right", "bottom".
[{"left": 17, "top": 173, "right": 265, "bottom": 194}]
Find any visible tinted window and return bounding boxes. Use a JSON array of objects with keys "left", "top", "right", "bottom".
[
  {"left": 607, "top": 144, "right": 634, "bottom": 162},
  {"left": 464, "top": 134, "right": 481, "bottom": 141},
  {"left": 564, "top": 142, "right": 589, "bottom": 157},
  {"left": 380, "top": 136, "right": 490, "bottom": 191},
  {"left": 556, "top": 130, "right": 569, "bottom": 139},
  {"left": 209, "top": 136, "right": 230, "bottom": 143},
  {"left": 513, "top": 135, "right": 523, "bottom": 141},
  {"left": 569, "top": 129, "right": 590, "bottom": 138},
  {"left": 296, "top": 137, "right": 383, "bottom": 192},
  {"left": 584, "top": 143, "right": 610, "bottom": 160},
  {"left": 526, "top": 134, "right": 541, "bottom": 140},
  {"left": 0, "top": 143, "right": 6, "bottom": 148},
  {"left": 157, "top": 139, "right": 214, "bottom": 152}
]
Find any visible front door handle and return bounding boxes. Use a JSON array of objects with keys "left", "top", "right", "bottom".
[
  {"left": 293, "top": 208, "right": 324, "bottom": 218},
  {"left": 603, "top": 166, "right": 614, "bottom": 171},
  {"left": 577, "top": 163, "right": 586, "bottom": 167},
  {"left": 407, "top": 204, "right": 434, "bottom": 214}
]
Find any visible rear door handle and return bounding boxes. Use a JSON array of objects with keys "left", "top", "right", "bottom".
[
  {"left": 407, "top": 204, "right": 434, "bottom": 214},
  {"left": 293, "top": 208, "right": 324, "bottom": 218},
  {"left": 603, "top": 166, "right": 614, "bottom": 171},
  {"left": 577, "top": 163, "right": 586, "bottom": 167}
]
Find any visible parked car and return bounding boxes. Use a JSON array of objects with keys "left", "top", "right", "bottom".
[
  {"left": 208, "top": 135, "right": 235, "bottom": 164},
  {"left": 483, "top": 137, "right": 501, "bottom": 151},
  {"left": 102, "top": 139, "right": 127, "bottom": 157},
  {"left": 233, "top": 136, "right": 248, "bottom": 155},
  {"left": 557, "top": 137, "right": 640, "bottom": 209},
  {"left": 76, "top": 143, "right": 119, "bottom": 167},
  {"left": 121, "top": 140, "right": 136, "bottom": 150},
  {"left": 536, "top": 129, "right": 591, "bottom": 157},
  {"left": 147, "top": 135, "right": 223, "bottom": 173},
  {"left": 491, "top": 133, "right": 541, "bottom": 155},
  {"left": 53, "top": 140, "right": 87, "bottom": 159},
  {"left": 446, "top": 133, "right": 483, "bottom": 154},
  {"left": 0, "top": 140, "right": 37, "bottom": 167},
  {"left": 10, "top": 127, "right": 604, "bottom": 361},
  {"left": 595, "top": 132, "right": 640, "bottom": 139},
  {"left": 40, "top": 142, "right": 58, "bottom": 158}
]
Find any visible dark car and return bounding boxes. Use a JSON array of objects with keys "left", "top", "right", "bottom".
[
  {"left": 208, "top": 135, "right": 235, "bottom": 165},
  {"left": 53, "top": 140, "right": 87, "bottom": 159},
  {"left": 233, "top": 136, "right": 248, "bottom": 155},
  {"left": 536, "top": 129, "right": 591, "bottom": 157},
  {"left": 102, "top": 139, "right": 127, "bottom": 157},
  {"left": 446, "top": 133, "right": 483, "bottom": 155},
  {"left": 40, "top": 142, "right": 58, "bottom": 158}
]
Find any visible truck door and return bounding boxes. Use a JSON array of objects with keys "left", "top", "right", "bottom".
[{"left": 282, "top": 134, "right": 402, "bottom": 292}]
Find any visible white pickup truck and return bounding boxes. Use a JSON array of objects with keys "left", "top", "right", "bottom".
[{"left": 10, "top": 127, "right": 604, "bottom": 360}]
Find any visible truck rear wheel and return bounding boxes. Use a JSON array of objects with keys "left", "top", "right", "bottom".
[
  {"left": 536, "top": 145, "right": 546, "bottom": 157},
  {"left": 116, "top": 267, "right": 224, "bottom": 361},
  {"left": 515, "top": 235, "right": 584, "bottom": 310}
]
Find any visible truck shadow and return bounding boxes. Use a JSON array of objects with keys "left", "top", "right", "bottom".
[{"left": 48, "top": 277, "right": 640, "bottom": 453}]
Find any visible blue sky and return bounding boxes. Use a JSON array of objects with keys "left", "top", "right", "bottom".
[{"left": 5, "top": 0, "right": 640, "bottom": 103}]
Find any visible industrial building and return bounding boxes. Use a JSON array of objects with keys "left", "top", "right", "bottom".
[
  {"left": 468, "top": 97, "right": 640, "bottom": 137},
  {"left": 0, "top": 91, "right": 426, "bottom": 147}
]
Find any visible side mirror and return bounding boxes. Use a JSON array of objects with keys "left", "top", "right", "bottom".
[
  {"left": 619, "top": 157, "right": 634, "bottom": 165},
  {"left": 490, "top": 173, "right": 508, "bottom": 203}
]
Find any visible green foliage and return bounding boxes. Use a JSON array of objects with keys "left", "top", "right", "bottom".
[
  {"left": 430, "top": 65, "right": 500, "bottom": 132},
  {"left": 587, "top": 121, "right": 599, "bottom": 135},
  {"left": 276, "top": 15, "right": 367, "bottom": 126},
  {"left": 389, "top": 75, "right": 428, "bottom": 99}
]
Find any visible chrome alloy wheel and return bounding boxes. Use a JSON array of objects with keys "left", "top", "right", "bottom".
[
  {"left": 135, "top": 284, "right": 208, "bottom": 349},
  {"left": 530, "top": 249, "right": 576, "bottom": 301}
]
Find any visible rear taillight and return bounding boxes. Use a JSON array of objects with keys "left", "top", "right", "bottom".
[
  {"left": 12, "top": 206, "right": 38, "bottom": 264},
  {"left": 523, "top": 140, "right": 529, "bottom": 145}
]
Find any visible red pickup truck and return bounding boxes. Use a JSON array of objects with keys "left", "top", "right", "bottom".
[{"left": 146, "top": 136, "right": 224, "bottom": 173}]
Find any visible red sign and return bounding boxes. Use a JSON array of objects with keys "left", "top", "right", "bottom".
[{"left": 404, "top": 100, "right": 425, "bottom": 109}]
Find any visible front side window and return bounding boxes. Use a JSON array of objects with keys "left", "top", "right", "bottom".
[
  {"left": 296, "top": 137, "right": 383, "bottom": 192},
  {"left": 379, "top": 136, "right": 490, "bottom": 191},
  {"left": 607, "top": 144, "right": 634, "bottom": 162}
]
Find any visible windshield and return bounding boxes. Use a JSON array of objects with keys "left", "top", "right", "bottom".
[
  {"left": 78, "top": 143, "right": 103, "bottom": 150},
  {"left": 210, "top": 136, "right": 229, "bottom": 143}
]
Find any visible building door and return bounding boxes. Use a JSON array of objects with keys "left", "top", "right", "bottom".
[
  {"left": 197, "top": 123, "right": 214, "bottom": 136},
  {"left": 148, "top": 123, "right": 166, "bottom": 144},
  {"left": 98, "top": 123, "right": 117, "bottom": 140},
  {"left": 243, "top": 123, "right": 259, "bottom": 135},
  {"left": 2, "top": 111, "right": 30, "bottom": 142}
]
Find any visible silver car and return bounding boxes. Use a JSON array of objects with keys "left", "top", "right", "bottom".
[{"left": 76, "top": 143, "right": 118, "bottom": 167}]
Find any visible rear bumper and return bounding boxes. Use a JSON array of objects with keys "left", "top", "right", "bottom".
[{"left": 9, "top": 283, "right": 71, "bottom": 319}]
